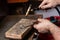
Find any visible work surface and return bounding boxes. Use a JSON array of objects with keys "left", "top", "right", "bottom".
[
  {"left": 0, "top": 7, "right": 60, "bottom": 40},
  {"left": 0, "top": 15, "right": 42, "bottom": 40}
]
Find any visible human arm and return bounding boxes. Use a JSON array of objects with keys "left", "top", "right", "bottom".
[
  {"left": 49, "top": 23, "right": 60, "bottom": 40},
  {"left": 39, "top": 0, "right": 60, "bottom": 9}
]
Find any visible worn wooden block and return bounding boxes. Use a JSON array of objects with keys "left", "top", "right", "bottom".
[{"left": 5, "top": 15, "right": 42, "bottom": 40}]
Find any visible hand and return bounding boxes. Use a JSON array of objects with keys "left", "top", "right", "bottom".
[
  {"left": 39, "top": 0, "right": 59, "bottom": 9},
  {"left": 33, "top": 19, "right": 54, "bottom": 33}
]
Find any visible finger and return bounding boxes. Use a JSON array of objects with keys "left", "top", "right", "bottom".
[
  {"left": 37, "top": 19, "right": 44, "bottom": 22},
  {"left": 41, "top": 4, "right": 52, "bottom": 9},
  {"left": 33, "top": 24, "right": 38, "bottom": 29},
  {"left": 39, "top": 0, "right": 47, "bottom": 8}
]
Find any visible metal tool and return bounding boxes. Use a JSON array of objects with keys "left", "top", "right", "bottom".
[
  {"left": 32, "top": 29, "right": 39, "bottom": 40},
  {"left": 25, "top": 4, "right": 32, "bottom": 16}
]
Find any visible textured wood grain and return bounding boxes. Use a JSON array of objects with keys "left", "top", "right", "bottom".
[{"left": 5, "top": 15, "right": 42, "bottom": 40}]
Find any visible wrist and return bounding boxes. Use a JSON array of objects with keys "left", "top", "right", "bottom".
[{"left": 49, "top": 24, "right": 58, "bottom": 32}]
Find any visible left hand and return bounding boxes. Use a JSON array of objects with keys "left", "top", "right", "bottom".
[{"left": 33, "top": 19, "right": 54, "bottom": 33}]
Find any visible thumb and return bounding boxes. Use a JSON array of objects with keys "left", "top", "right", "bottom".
[
  {"left": 39, "top": 0, "right": 47, "bottom": 8},
  {"left": 37, "top": 19, "right": 44, "bottom": 22},
  {"left": 41, "top": 3, "right": 52, "bottom": 9}
]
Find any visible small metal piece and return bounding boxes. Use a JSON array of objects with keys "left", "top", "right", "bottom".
[
  {"left": 31, "top": 8, "right": 40, "bottom": 11},
  {"left": 34, "top": 8, "right": 40, "bottom": 10},
  {"left": 32, "top": 28, "right": 39, "bottom": 40},
  {"left": 33, "top": 32, "right": 39, "bottom": 40}
]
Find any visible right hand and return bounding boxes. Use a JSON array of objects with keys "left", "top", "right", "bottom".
[
  {"left": 39, "top": 0, "right": 60, "bottom": 9},
  {"left": 33, "top": 19, "right": 55, "bottom": 33}
]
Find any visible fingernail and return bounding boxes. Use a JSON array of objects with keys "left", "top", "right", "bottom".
[
  {"left": 34, "top": 25, "right": 36, "bottom": 27},
  {"left": 41, "top": 6, "right": 45, "bottom": 9},
  {"left": 38, "top": 19, "right": 41, "bottom": 21},
  {"left": 39, "top": 5, "right": 41, "bottom": 8},
  {"left": 34, "top": 24, "right": 38, "bottom": 28}
]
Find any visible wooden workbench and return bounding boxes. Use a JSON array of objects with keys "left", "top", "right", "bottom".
[{"left": 0, "top": 15, "right": 42, "bottom": 40}]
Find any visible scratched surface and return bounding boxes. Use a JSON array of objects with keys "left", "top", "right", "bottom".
[
  {"left": 0, "top": 15, "right": 42, "bottom": 40},
  {"left": 5, "top": 19, "right": 36, "bottom": 39}
]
